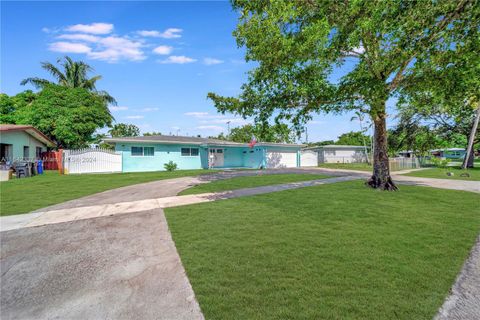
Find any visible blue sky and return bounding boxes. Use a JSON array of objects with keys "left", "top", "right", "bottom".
[{"left": 1, "top": 1, "right": 373, "bottom": 142}]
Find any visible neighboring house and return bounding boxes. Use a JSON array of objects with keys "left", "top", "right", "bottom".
[
  {"left": 103, "top": 135, "right": 305, "bottom": 172},
  {"left": 304, "top": 145, "right": 369, "bottom": 164},
  {"left": 430, "top": 148, "right": 466, "bottom": 159},
  {"left": 0, "top": 124, "right": 56, "bottom": 163}
]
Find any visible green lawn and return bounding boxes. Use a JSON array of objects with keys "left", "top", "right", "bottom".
[
  {"left": 166, "top": 181, "right": 480, "bottom": 319},
  {"left": 179, "top": 173, "right": 330, "bottom": 195},
  {"left": 318, "top": 162, "right": 373, "bottom": 171},
  {"left": 404, "top": 167, "right": 480, "bottom": 181},
  {"left": 0, "top": 169, "right": 216, "bottom": 216}
]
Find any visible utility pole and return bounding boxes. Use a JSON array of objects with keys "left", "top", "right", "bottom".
[{"left": 305, "top": 126, "right": 308, "bottom": 143}]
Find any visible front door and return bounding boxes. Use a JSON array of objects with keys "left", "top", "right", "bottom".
[{"left": 209, "top": 148, "right": 224, "bottom": 167}]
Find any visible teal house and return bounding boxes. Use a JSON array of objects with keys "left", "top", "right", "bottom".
[
  {"left": 104, "top": 135, "right": 305, "bottom": 172},
  {"left": 0, "top": 124, "right": 55, "bottom": 163}
]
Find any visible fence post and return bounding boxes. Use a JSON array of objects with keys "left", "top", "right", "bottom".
[{"left": 57, "top": 149, "right": 64, "bottom": 174}]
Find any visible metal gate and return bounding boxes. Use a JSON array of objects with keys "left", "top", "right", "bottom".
[{"left": 63, "top": 148, "right": 122, "bottom": 174}]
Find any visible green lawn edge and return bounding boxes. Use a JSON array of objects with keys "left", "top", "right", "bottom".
[
  {"left": 0, "top": 169, "right": 217, "bottom": 216},
  {"left": 166, "top": 181, "right": 480, "bottom": 319}
]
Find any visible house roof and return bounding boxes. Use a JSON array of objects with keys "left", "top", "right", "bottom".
[
  {"left": 430, "top": 148, "right": 465, "bottom": 152},
  {"left": 0, "top": 124, "right": 56, "bottom": 147},
  {"left": 304, "top": 144, "right": 369, "bottom": 150},
  {"left": 103, "top": 135, "right": 305, "bottom": 148}
]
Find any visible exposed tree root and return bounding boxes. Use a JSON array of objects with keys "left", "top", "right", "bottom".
[{"left": 366, "top": 175, "right": 398, "bottom": 191}]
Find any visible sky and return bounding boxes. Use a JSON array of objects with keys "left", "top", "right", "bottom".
[{"left": 1, "top": 1, "right": 375, "bottom": 142}]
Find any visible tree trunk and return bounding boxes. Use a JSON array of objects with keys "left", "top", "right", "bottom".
[
  {"left": 367, "top": 113, "right": 398, "bottom": 191},
  {"left": 462, "top": 106, "right": 479, "bottom": 169}
]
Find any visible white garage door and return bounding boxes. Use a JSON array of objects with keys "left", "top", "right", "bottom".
[
  {"left": 266, "top": 151, "right": 298, "bottom": 168},
  {"left": 300, "top": 150, "right": 318, "bottom": 167}
]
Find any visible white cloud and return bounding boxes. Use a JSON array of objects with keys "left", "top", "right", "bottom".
[
  {"left": 138, "top": 28, "right": 183, "bottom": 39},
  {"left": 66, "top": 23, "right": 113, "bottom": 35},
  {"left": 159, "top": 55, "right": 196, "bottom": 64},
  {"left": 49, "top": 42, "right": 91, "bottom": 53},
  {"left": 57, "top": 34, "right": 100, "bottom": 42},
  {"left": 153, "top": 45, "right": 173, "bottom": 55},
  {"left": 160, "top": 28, "right": 183, "bottom": 38},
  {"left": 137, "top": 30, "right": 160, "bottom": 37},
  {"left": 125, "top": 115, "right": 144, "bottom": 119},
  {"left": 184, "top": 112, "right": 209, "bottom": 117},
  {"left": 171, "top": 126, "right": 181, "bottom": 130},
  {"left": 109, "top": 106, "right": 128, "bottom": 111},
  {"left": 141, "top": 107, "right": 159, "bottom": 112},
  {"left": 203, "top": 57, "right": 224, "bottom": 65},
  {"left": 196, "top": 125, "right": 224, "bottom": 131},
  {"left": 87, "top": 36, "right": 146, "bottom": 62},
  {"left": 184, "top": 112, "right": 230, "bottom": 120},
  {"left": 42, "top": 27, "right": 51, "bottom": 33}
]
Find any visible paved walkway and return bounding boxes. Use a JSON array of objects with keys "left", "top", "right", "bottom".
[
  {"left": 435, "top": 235, "right": 480, "bottom": 320},
  {"left": 1, "top": 209, "right": 204, "bottom": 320}
]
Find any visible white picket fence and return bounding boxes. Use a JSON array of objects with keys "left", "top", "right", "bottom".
[{"left": 63, "top": 148, "right": 122, "bottom": 174}]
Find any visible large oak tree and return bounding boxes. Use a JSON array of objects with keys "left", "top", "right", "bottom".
[{"left": 208, "top": 0, "right": 478, "bottom": 190}]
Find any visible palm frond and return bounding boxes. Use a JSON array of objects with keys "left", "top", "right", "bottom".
[
  {"left": 97, "top": 90, "right": 118, "bottom": 106},
  {"left": 20, "top": 77, "right": 53, "bottom": 89},
  {"left": 41, "top": 61, "right": 67, "bottom": 84}
]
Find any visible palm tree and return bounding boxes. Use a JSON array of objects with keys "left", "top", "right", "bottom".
[{"left": 21, "top": 56, "right": 117, "bottom": 105}]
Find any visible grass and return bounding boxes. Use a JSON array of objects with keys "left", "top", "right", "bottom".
[
  {"left": 318, "top": 162, "right": 373, "bottom": 171},
  {"left": 405, "top": 166, "right": 480, "bottom": 181},
  {"left": 0, "top": 169, "right": 216, "bottom": 216},
  {"left": 166, "top": 181, "right": 480, "bottom": 319},
  {"left": 179, "top": 173, "right": 330, "bottom": 195}
]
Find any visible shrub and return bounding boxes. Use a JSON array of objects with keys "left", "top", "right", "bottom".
[
  {"left": 164, "top": 161, "right": 178, "bottom": 172},
  {"left": 431, "top": 157, "right": 450, "bottom": 169}
]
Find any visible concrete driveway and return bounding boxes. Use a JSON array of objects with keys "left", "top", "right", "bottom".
[{"left": 0, "top": 209, "right": 203, "bottom": 320}]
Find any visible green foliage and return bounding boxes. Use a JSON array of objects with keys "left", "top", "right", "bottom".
[
  {"left": 209, "top": 1, "right": 476, "bottom": 124},
  {"left": 218, "top": 123, "right": 295, "bottom": 143},
  {"left": 21, "top": 56, "right": 117, "bottom": 106},
  {"left": 108, "top": 123, "right": 140, "bottom": 137},
  {"left": 207, "top": 1, "right": 477, "bottom": 186},
  {"left": 431, "top": 158, "right": 450, "bottom": 169},
  {"left": 10, "top": 84, "right": 113, "bottom": 148},
  {"left": 306, "top": 140, "right": 335, "bottom": 147},
  {"left": 164, "top": 161, "right": 178, "bottom": 172},
  {"left": 0, "top": 91, "right": 36, "bottom": 124},
  {"left": 143, "top": 131, "right": 162, "bottom": 136},
  {"left": 336, "top": 131, "right": 369, "bottom": 146}
]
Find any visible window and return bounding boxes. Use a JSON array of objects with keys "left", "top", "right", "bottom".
[
  {"left": 325, "top": 150, "right": 336, "bottom": 156},
  {"left": 23, "top": 146, "right": 30, "bottom": 160},
  {"left": 181, "top": 148, "right": 199, "bottom": 156},
  {"left": 131, "top": 147, "right": 143, "bottom": 156},
  {"left": 131, "top": 146, "right": 154, "bottom": 156},
  {"left": 216, "top": 149, "right": 223, "bottom": 153},
  {"left": 36, "top": 147, "right": 43, "bottom": 159},
  {"left": 144, "top": 147, "right": 154, "bottom": 156}
]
